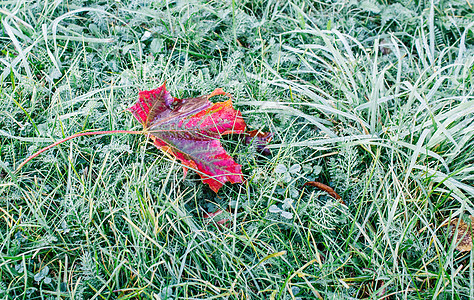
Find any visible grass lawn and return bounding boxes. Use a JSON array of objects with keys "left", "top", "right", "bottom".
[{"left": 1, "top": 0, "right": 474, "bottom": 299}]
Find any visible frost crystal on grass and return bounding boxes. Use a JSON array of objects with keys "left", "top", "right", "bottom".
[{"left": 274, "top": 164, "right": 287, "bottom": 174}]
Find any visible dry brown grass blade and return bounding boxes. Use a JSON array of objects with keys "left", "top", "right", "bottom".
[{"left": 303, "top": 181, "right": 344, "bottom": 204}]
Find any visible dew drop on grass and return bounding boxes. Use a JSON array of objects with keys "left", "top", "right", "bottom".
[
  {"left": 141, "top": 31, "right": 152, "bottom": 41},
  {"left": 313, "top": 165, "right": 322, "bottom": 175},
  {"left": 274, "top": 164, "right": 287, "bottom": 174},
  {"left": 289, "top": 164, "right": 301, "bottom": 174},
  {"left": 282, "top": 198, "right": 294, "bottom": 210},
  {"left": 281, "top": 211, "right": 294, "bottom": 219},
  {"left": 269, "top": 205, "right": 282, "bottom": 213},
  {"left": 282, "top": 172, "right": 292, "bottom": 183}
]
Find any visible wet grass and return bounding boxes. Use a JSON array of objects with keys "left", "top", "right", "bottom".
[{"left": 1, "top": 0, "right": 473, "bottom": 299}]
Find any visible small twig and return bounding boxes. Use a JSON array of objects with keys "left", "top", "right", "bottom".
[{"left": 16, "top": 130, "right": 143, "bottom": 172}]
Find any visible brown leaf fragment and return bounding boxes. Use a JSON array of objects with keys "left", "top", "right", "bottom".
[
  {"left": 449, "top": 217, "right": 474, "bottom": 252},
  {"left": 245, "top": 130, "right": 273, "bottom": 155},
  {"left": 379, "top": 39, "right": 392, "bottom": 55},
  {"left": 377, "top": 280, "right": 386, "bottom": 298},
  {"left": 304, "top": 181, "right": 344, "bottom": 203}
]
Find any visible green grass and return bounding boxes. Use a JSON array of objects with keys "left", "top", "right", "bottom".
[{"left": 1, "top": 0, "right": 473, "bottom": 299}]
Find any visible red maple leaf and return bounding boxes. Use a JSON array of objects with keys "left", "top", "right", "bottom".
[{"left": 128, "top": 83, "right": 246, "bottom": 192}]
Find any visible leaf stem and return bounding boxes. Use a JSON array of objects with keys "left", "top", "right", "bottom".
[{"left": 16, "top": 130, "right": 143, "bottom": 172}]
